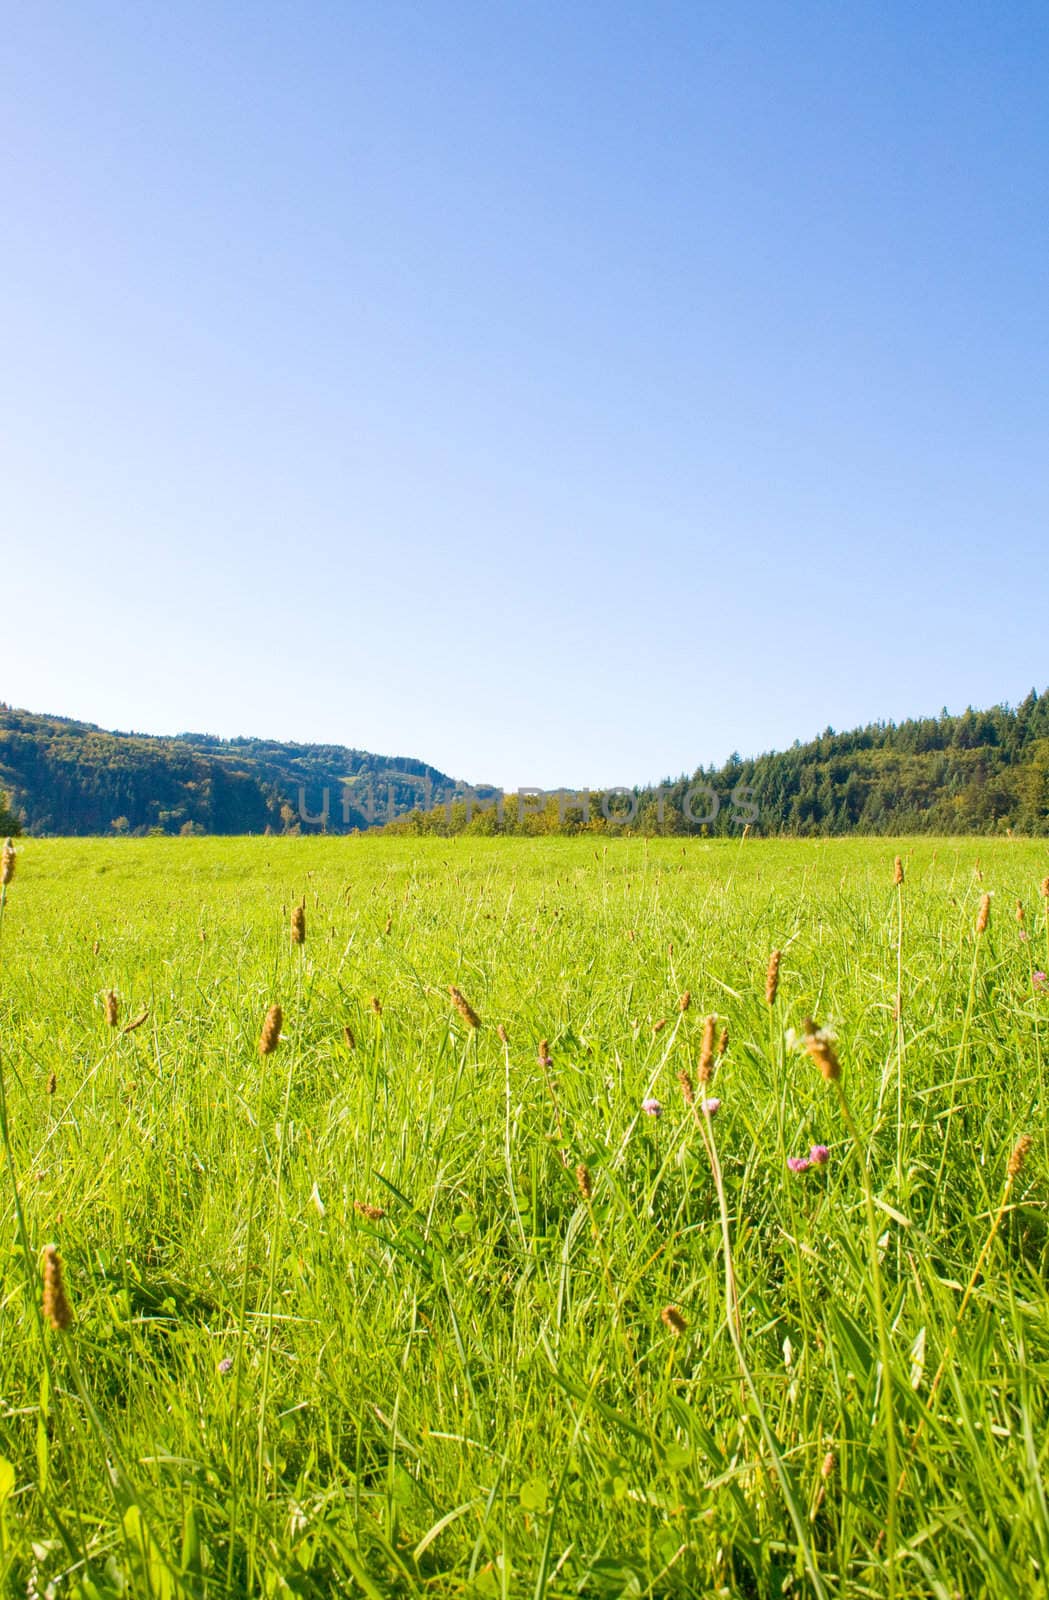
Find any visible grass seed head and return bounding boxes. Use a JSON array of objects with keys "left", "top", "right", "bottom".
[
  {"left": 354, "top": 1201, "right": 386, "bottom": 1221},
  {"left": 449, "top": 984, "right": 481, "bottom": 1029},
  {"left": 802, "top": 1018, "right": 841, "bottom": 1082},
  {"left": 343, "top": 1025, "right": 355, "bottom": 1049},
  {"left": 1008, "top": 1134, "right": 1033, "bottom": 1179},
  {"left": 677, "top": 1067, "right": 695, "bottom": 1106},
  {"left": 42, "top": 1245, "right": 72, "bottom": 1332},
  {"left": 369, "top": 995, "right": 383, "bottom": 1016},
  {"left": 976, "top": 892, "right": 991, "bottom": 935},
  {"left": 1042, "top": 876, "right": 1049, "bottom": 900},
  {"left": 894, "top": 856, "right": 904, "bottom": 886},
  {"left": 661, "top": 1305, "right": 687, "bottom": 1336},
  {"left": 291, "top": 903, "right": 306, "bottom": 945},
  {"left": 538, "top": 1039, "right": 552, "bottom": 1067},
  {"left": 766, "top": 949, "right": 782, "bottom": 1006},
  {"left": 1, "top": 838, "right": 15, "bottom": 886},
  {"left": 821, "top": 1450, "right": 837, "bottom": 1480},
  {"left": 46, "top": 1070, "right": 57, "bottom": 1096},
  {"left": 697, "top": 1014, "right": 717, "bottom": 1084},
  {"left": 497, "top": 1023, "right": 509, "bottom": 1044},
  {"left": 575, "top": 1163, "right": 592, "bottom": 1202},
  {"left": 679, "top": 989, "right": 691, "bottom": 1012},
  {"left": 1016, "top": 899, "right": 1025, "bottom": 924},
  {"left": 103, "top": 990, "right": 119, "bottom": 1028},
  {"left": 717, "top": 1026, "right": 729, "bottom": 1057},
  {"left": 259, "top": 1003, "right": 283, "bottom": 1056}
]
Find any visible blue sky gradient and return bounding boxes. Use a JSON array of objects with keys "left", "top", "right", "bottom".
[{"left": 3, "top": 3, "right": 1048, "bottom": 786}]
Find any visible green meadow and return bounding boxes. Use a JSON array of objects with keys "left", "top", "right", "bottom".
[{"left": 0, "top": 834, "right": 1046, "bottom": 1599}]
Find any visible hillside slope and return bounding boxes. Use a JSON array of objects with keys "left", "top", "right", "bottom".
[
  {"left": 0, "top": 705, "right": 463, "bottom": 835},
  {"left": 385, "top": 692, "right": 1049, "bottom": 837}
]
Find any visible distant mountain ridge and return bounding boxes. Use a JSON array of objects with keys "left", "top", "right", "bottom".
[{"left": 0, "top": 704, "right": 465, "bottom": 835}]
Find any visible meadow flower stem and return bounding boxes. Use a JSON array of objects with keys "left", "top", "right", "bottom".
[
  {"left": 252, "top": 966, "right": 302, "bottom": 1585},
  {"left": 226, "top": 1096, "right": 268, "bottom": 1591},
  {"left": 931, "top": 928, "right": 982, "bottom": 1213},
  {"left": 895, "top": 874, "right": 905, "bottom": 1195},
  {"left": 698, "top": 1115, "right": 829, "bottom": 1600},
  {"left": 252, "top": 1042, "right": 297, "bottom": 1574},
  {"left": 832, "top": 1081, "right": 899, "bottom": 1595}
]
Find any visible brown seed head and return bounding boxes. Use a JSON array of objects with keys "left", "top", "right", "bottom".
[
  {"left": 679, "top": 990, "right": 691, "bottom": 1012},
  {"left": 291, "top": 904, "right": 306, "bottom": 945},
  {"left": 661, "top": 1304, "right": 687, "bottom": 1336},
  {"left": 803, "top": 1020, "right": 841, "bottom": 1083},
  {"left": 258, "top": 1003, "right": 283, "bottom": 1056},
  {"left": 1016, "top": 899, "right": 1025, "bottom": 924},
  {"left": 46, "top": 1070, "right": 57, "bottom": 1096},
  {"left": 1, "top": 838, "right": 15, "bottom": 887},
  {"left": 103, "top": 990, "right": 119, "bottom": 1028},
  {"left": 677, "top": 1067, "right": 695, "bottom": 1106},
  {"left": 1008, "top": 1134, "right": 1033, "bottom": 1180},
  {"left": 383, "top": 915, "right": 392, "bottom": 935},
  {"left": 92, "top": 939, "right": 100, "bottom": 957},
  {"left": 42, "top": 1245, "right": 72, "bottom": 1332},
  {"left": 538, "top": 1039, "right": 552, "bottom": 1067},
  {"left": 893, "top": 856, "right": 904, "bottom": 886},
  {"left": 821, "top": 1450, "right": 837, "bottom": 1480},
  {"left": 449, "top": 984, "right": 481, "bottom": 1030},
  {"left": 653, "top": 1018, "right": 667, "bottom": 1035},
  {"left": 766, "top": 950, "right": 782, "bottom": 1006},
  {"left": 122, "top": 1009, "right": 149, "bottom": 1036},
  {"left": 343, "top": 1025, "right": 355, "bottom": 1049},
  {"left": 976, "top": 893, "right": 991, "bottom": 935},
  {"left": 1042, "top": 876, "right": 1049, "bottom": 900},
  {"left": 354, "top": 1201, "right": 386, "bottom": 1221},
  {"left": 496, "top": 1023, "right": 509, "bottom": 1044},
  {"left": 575, "top": 1163, "right": 592, "bottom": 1202},
  {"left": 718, "top": 1027, "right": 729, "bottom": 1057},
  {"left": 697, "top": 1015, "right": 717, "bottom": 1084}
]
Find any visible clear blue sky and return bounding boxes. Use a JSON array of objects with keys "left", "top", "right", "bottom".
[{"left": 3, "top": 3, "right": 1048, "bottom": 788}]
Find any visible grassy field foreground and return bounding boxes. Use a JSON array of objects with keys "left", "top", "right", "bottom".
[{"left": 0, "top": 834, "right": 1046, "bottom": 1598}]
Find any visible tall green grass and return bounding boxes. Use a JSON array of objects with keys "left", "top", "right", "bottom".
[{"left": 0, "top": 834, "right": 1046, "bottom": 1598}]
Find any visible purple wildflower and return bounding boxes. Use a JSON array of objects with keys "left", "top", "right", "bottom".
[
  {"left": 1034, "top": 971, "right": 1048, "bottom": 990},
  {"left": 701, "top": 1097, "right": 721, "bottom": 1118},
  {"left": 809, "top": 1144, "right": 830, "bottom": 1166},
  {"left": 218, "top": 1356, "right": 234, "bottom": 1374},
  {"left": 787, "top": 1156, "right": 811, "bottom": 1173},
  {"left": 641, "top": 1097, "right": 663, "bottom": 1117}
]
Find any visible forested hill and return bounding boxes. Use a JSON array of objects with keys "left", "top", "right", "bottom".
[
  {"left": 6, "top": 694, "right": 1049, "bottom": 837},
  {"left": 0, "top": 705, "right": 461, "bottom": 835},
  {"left": 673, "top": 691, "right": 1049, "bottom": 835},
  {"left": 383, "top": 691, "right": 1049, "bottom": 837}
]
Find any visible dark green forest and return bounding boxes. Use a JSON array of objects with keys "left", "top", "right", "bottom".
[
  {"left": 5, "top": 693, "right": 1049, "bottom": 836},
  {"left": 385, "top": 691, "right": 1049, "bottom": 837},
  {"left": 0, "top": 705, "right": 459, "bottom": 836}
]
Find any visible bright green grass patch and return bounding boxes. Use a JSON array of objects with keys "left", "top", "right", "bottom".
[{"left": 0, "top": 835, "right": 1047, "bottom": 1598}]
